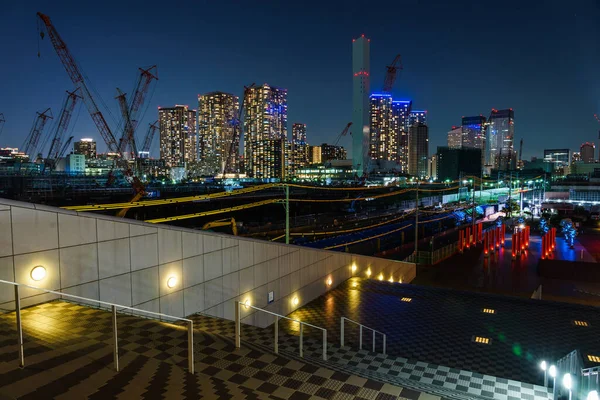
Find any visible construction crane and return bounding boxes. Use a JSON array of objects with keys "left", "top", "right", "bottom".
[
  {"left": 223, "top": 83, "right": 256, "bottom": 176},
  {"left": 57, "top": 136, "right": 74, "bottom": 159},
  {"left": 115, "top": 89, "right": 139, "bottom": 162},
  {"left": 46, "top": 89, "right": 81, "bottom": 166},
  {"left": 201, "top": 218, "right": 238, "bottom": 236},
  {"left": 333, "top": 122, "right": 353, "bottom": 147},
  {"left": 22, "top": 108, "right": 53, "bottom": 158},
  {"left": 117, "top": 66, "right": 158, "bottom": 157},
  {"left": 37, "top": 12, "right": 120, "bottom": 155},
  {"left": 383, "top": 54, "right": 403, "bottom": 93},
  {"left": 140, "top": 121, "right": 159, "bottom": 154},
  {"left": 0, "top": 113, "right": 5, "bottom": 139}
]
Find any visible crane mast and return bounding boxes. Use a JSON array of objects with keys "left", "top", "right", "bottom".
[
  {"left": 47, "top": 89, "right": 81, "bottom": 161},
  {"left": 141, "top": 121, "right": 159, "bottom": 154},
  {"left": 37, "top": 12, "right": 119, "bottom": 154},
  {"left": 22, "top": 108, "right": 53, "bottom": 158}
]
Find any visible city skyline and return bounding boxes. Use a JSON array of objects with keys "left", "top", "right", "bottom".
[{"left": 1, "top": 1, "right": 599, "bottom": 160}]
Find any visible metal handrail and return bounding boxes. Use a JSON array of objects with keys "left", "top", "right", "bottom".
[
  {"left": 0, "top": 279, "right": 194, "bottom": 373},
  {"left": 234, "top": 301, "right": 327, "bottom": 361},
  {"left": 340, "top": 316, "right": 386, "bottom": 355}
]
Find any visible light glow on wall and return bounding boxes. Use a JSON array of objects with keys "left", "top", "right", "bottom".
[
  {"left": 30, "top": 265, "right": 46, "bottom": 281},
  {"left": 167, "top": 276, "right": 177, "bottom": 288}
]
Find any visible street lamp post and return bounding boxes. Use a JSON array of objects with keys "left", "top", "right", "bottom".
[
  {"left": 540, "top": 361, "right": 548, "bottom": 387},
  {"left": 549, "top": 365, "right": 557, "bottom": 399},
  {"left": 563, "top": 373, "right": 572, "bottom": 400}
]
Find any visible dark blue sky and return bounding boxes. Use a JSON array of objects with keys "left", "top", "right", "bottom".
[{"left": 1, "top": 0, "right": 599, "bottom": 159}]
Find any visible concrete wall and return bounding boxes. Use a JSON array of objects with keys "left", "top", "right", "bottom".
[{"left": 0, "top": 198, "right": 415, "bottom": 327}]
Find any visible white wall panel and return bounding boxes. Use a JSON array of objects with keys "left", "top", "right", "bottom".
[
  {"left": 11, "top": 207, "right": 58, "bottom": 254},
  {"left": 58, "top": 214, "right": 97, "bottom": 247}
]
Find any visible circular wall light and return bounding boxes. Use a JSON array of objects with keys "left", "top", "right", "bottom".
[
  {"left": 30, "top": 265, "right": 46, "bottom": 281},
  {"left": 351, "top": 264, "right": 357, "bottom": 273},
  {"left": 292, "top": 296, "right": 299, "bottom": 306},
  {"left": 243, "top": 298, "right": 251, "bottom": 309},
  {"left": 167, "top": 276, "right": 177, "bottom": 288},
  {"left": 326, "top": 277, "right": 332, "bottom": 286}
]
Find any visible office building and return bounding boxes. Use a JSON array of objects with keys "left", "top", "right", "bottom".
[
  {"left": 580, "top": 142, "right": 595, "bottom": 163},
  {"left": 309, "top": 145, "right": 322, "bottom": 164},
  {"left": 74, "top": 138, "right": 96, "bottom": 159},
  {"left": 408, "top": 123, "right": 429, "bottom": 178},
  {"left": 158, "top": 105, "right": 197, "bottom": 169},
  {"left": 369, "top": 94, "right": 396, "bottom": 162},
  {"left": 447, "top": 126, "right": 462, "bottom": 149},
  {"left": 543, "top": 149, "right": 571, "bottom": 171},
  {"left": 392, "top": 100, "right": 412, "bottom": 173},
  {"left": 461, "top": 116, "right": 486, "bottom": 166},
  {"left": 436, "top": 147, "right": 482, "bottom": 182},
  {"left": 352, "top": 34, "right": 370, "bottom": 175},
  {"left": 571, "top": 152, "right": 581, "bottom": 164},
  {"left": 55, "top": 153, "right": 85, "bottom": 175},
  {"left": 197, "top": 92, "right": 240, "bottom": 175},
  {"left": 321, "top": 143, "right": 347, "bottom": 161},
  {"left": 291, "top": 123, "right": 308, "bottom": 174},
  {"left": 485, "top": 108, "right": 515, "bottom": 170},
  {"left": 428, "top": 154, "right": 438, "bottom": 181},
  {"left": 243, "top": 84, "right": 288, "bottom": 178},
  {"left": 409, "top": 110, "right": 427, "bottom": 126}
]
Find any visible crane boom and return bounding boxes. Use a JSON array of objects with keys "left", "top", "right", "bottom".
[
  {"left": 383, "top": 54, "right": 403, "bottom": 93},
  {"left": 141, "top": 121, "right": 159, "bottom": 153},
  {"left": 117, "top": 66, "right": 158, "bottom": 155},
  {"left": 115, "top": 88, "right": 139, "bottom": 158},
  {"left": 57, "top": 136, "right": 74, "bottom": 159},
  {"left": 37, "top": 12, "right": 119, "bottom": 153},
  {"left": 22, "top": 108, "right": 53, "bottom": 158},
  {"left": 47, "top": 89, "right": 81, "bottom": 160},
  {"left": 0, "top": 113, "right": 5, "bottom": 139},
  {"left": 333, "top": 122, "right": 352, "bottom": 147}
]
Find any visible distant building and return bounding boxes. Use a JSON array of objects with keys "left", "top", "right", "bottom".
[
  {"left": 158, "top": 105, "right": 197, "bottom": 169},
  {"left": 485, "top": 109, "right": 515, "bottom": 170},
  {"left": 291, "top": 123, "right": 308, "bottom": 175},
  {"left": 392, "top": 100, "right": 412, "bottom": 173},
  {"left": 0, "top": 147, "right": 29, "bottom": 162},
  {"left": 428, "top": 154, "right": 438, "bottom": 181},
  {"left": 447, "top": 126, "right": 462, "bottom": 149},
  {"left": 408, "top": 123, "right": 429, "bottom": 178},
  {"left": 74, "top": 138, "right": 96, "bottom": 159},
  {"left": 571, "top": 152, "right": 581, "bottom": 164},
  {"left": 197, "top": 91, "right": 240, "bottom": 176},
  {"left": 55, "top": 153, "right": 85, "bottom": 175},
  {"left": 369, "top": 94, "right": 396, "bottom": 162},
  {"left": 461, "top": 115, "right": 486, "bottom": 166},
  {"left": 309, "top": 145, "right": 322, "bottom": 164},
  {"left": 580, "top": 142, "right": 595, "bottom": 163},
  {"left": 243, "top": 84, "right": 287, "bottom": 178},
  {"left": 436, "top": 147, "right": 482, "bottom": 182},
  {"left": 352, "top": 34, "right": 370, "bottom": 175},
  {"left": 409, "top": 110, "right": 427, "bottom": 126},
  {"left": 321, "top": 143, "right": 347, "bottom": 162},
  {"left": 543, "top": 149, "right": 570, "bottom": 171}
]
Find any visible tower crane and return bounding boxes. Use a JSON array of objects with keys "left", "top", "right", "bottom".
[
  {"left": 115, "top": 88, "right": 139, "bottom": 162},
  {"left": 46, "top": 89, "right": 81, "bottom": 170},
  {"left": 140, "top": 121, "right": 159, "bottom": 154},
  {"left": 223, "top": 83, "right": 256, "bottom": 176},
  {"left": 22, "top": 108, "right": 53, "bottom": 158},
  {"left": 57, "top": 136, "right": 74, "bottom": 159},
  {"left": 383, "top": 54, "right": 403, "bottom": 93},
  {"left": 0, "top": 113, "right": 5, "bottom": 139},
  {"left": 333, "top": 122, "right": 353, "bottom": 147}
]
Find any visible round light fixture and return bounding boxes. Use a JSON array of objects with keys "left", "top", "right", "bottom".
[
  {"left": 167, "top": 276, "right": 177, "bottom": 288},
  {"left": 366, "top": 268, "right": 372, "bottom": 277},
  {"left": 292, "top": 296, "right": 299, "bottom": 306},
  {"left": 30, "top": 265, "right": 46, "bottom": 281},
  {"left": 243, "top": 298, "right": 251, "bottom": 309},
  {"left": 351, "top": 264, "right": 357, "bottom": 273},
  {"left": 588, "top": 390, "right": 599, "bottom": 400},
  {"left": 549, "top": 365, "right": 557, "bottom": 378},
  {"left": 326, "top": 277, "right": 332, "bottom": 286},
  {"left": 563, "top": 373, "right": 572, "bottom": 390},
  {"left": 540, "top": 360, "right": 547, "bottom": 371}
]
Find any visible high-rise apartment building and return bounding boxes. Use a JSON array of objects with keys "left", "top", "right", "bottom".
[
  {"left": 580, "top": 142, "right": 595, "bottom": 163},
  {"left": 462, "top": 115, "right": 487, "bottom": 166},
  {"left": 447, "top": 126, "right": 462, "bottom": 149},
  {"left": 392, "top": 100, "right": 412, "bottom": 173},
  {"left": 409, "top": 110, "right": 427, "bottom": 126},
  {"left": 291, "top": 123, "right": 308, "bottom": 174},
  {"left": 309, "top": 145, "right": 322, "bottom": 164},
  {"left": 243, "top": 84, "right": 288, "bottom": 178},
  {"left": 197, "top": 92, "right": 240, "bottom": 175},
  {"left": 408, "top": 123, "right": 429, "bottom": 178},
  {"left": 369, "top": 94, "right": 396, "bottom": 162},
  {"left": 74, "top": 138, "right": 96, "bottom": 159},
  {"left": 321, "top": 144, "right": 347, "bottom": 161},
  {"left": 158, "top": 105, "right": 197, "bottom": 168},
  {"left": 352, "top": 35, "right": 370, "bottom": 175},
  {"left": 485, "top": 109, "right": 515, "bottom": 170}
]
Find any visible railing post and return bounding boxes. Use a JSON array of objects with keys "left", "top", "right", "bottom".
[
  {"left": 274, "top": 316, "right": 279, "bottom": 354},
  {"left": 14, "top": 285, "right": 24, "bottom": 368},
  {"left": 111, "top": 305, "right": 119, "bottom": 372},
  {"left": 322, "top": 329, "right": 327, "bottom": 361},
  {"left": 187, "top": 320, "right": 194, "bottom": 374},
  {"left": 383, "top": 334, "right": 386, "bottom": 356},
  {"left": 359, "top": 325, "right": 363, "bottom": 350},
  {"left": 340, "top": 317, "right": 344, "bottom": 347},
  {"left": 372, "top": 330, "right": 375, "bottom": 353},
  {"left": 299, "top": 324, "right": 303, "bottom": 358},
  {"left": 234, "top": 301, "right": 241, "bottom": 349}
]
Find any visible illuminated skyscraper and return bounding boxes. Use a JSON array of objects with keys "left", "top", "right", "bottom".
[
  {"left": 571, "top": 152, "right": 581, "bottom": 164},
  {"left": 197, "top": 92, "right": 239, "bottom": 175},
  {"left": 485, "top": 109, "right": 515, "bottom": 170},
  {"left": 74, "top": 138, "right": 96, "bottom": 159},
  {"left": 447, "top": 126, "right": 462, "bottom": 149},
  {"left": 409, "top": 110, "right": 427, "bottom": 126},
  {"left": 392, "top": 100, "right": 412, "bottom": 172},
  {"left": 408, "top": 123, "right": 429, "bottom": 178},
  {"left": 462, "top": 115, "right": 486, "bottom": 166},
  {"left": 243, "top": 84, "right": 288, "bottom": 178},
  {"left": 158, "top": 105, "right": 197, "bottom": 169},
  {"left": 352, "top": 35, "right": 370, "bottom": 175},
  {"left": 580, "top": 142, "right": 595, "bottom": 163},
  {"left": 369, "top": 94, "right": 396, "bottom": 162},
  {"left": 291, "top": 123, "right": 308, "bottom": 175}
]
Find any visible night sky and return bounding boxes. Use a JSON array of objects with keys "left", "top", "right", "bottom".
[{"left": 1, "top": 0, "right": 599, "bottom": 159}]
